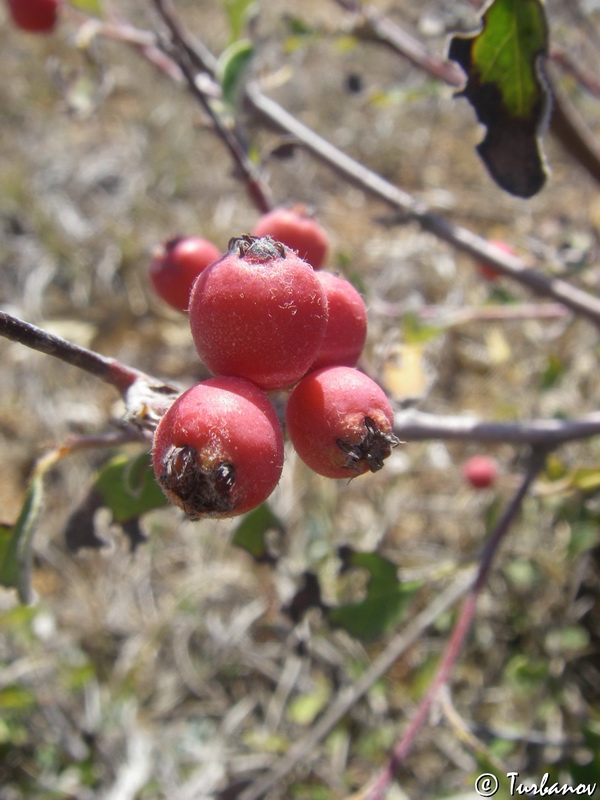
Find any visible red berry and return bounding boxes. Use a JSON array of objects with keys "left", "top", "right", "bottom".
[
  {"left": 149, "top": 236, "right": 221, "bottom": 313},
  {"left": 189, "top": 235, "right": 328, "bottom": 391},
  {"left": 286, "top": 366, "right": 399, "bottom": 479},
  {"left": 152, "top": 377, "right": 284, "bottom": 519},
  {"left": 463, "top": 455, "right": 497, "bottom": 489},
  {"left": 251, "top": 206, "right": 329, "bottom": 269},
  {"left": 476, "top": 239, "right": 516, "bottom": 281},
  {"left": 7, "top": 0, "right": 60, "bottom": 32},
  {"left": 310, "top": 271, "right": 367, "bottom": 371}
]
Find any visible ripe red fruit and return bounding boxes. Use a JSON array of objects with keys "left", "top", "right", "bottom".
[
  {"left": 286, "top": 366, "right": 399, "bottom": 479},
  {"left": 152, "top": 377, "right": 284, "bottom": 519},
  {"left": 462, "top": 455, "right": 497, "bottom": 489},
  {"left": 7, "top": 0, "right": 60, "bottom": 32},
  {"left": 189, "top": 235, "right": 328, "bottom": 391},
  {"left": 251, "top": 206, "right": 329, "bottom": 269},
  {"left": 311, "top": 271, "right": 367, "bottom": 371},
  {"left": 149, "top": 236, "right": 221, "bottom": 313},
  {"left": 476, "top": 239, "right": 516, "bottom": 281}
]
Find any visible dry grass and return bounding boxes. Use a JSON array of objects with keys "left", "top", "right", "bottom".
[{"left": 0, "top": 1, "right": 599, "bottom": 799}]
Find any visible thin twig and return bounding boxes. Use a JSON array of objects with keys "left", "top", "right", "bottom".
[
  {"left": 366, "top": 447, "right": 548, "bottom": 800},
  {"left": 238, "top": 567, "right": 475, "bottom": 800},
  {"left": 0, "top": 311, "right": 142, "bottom": 393},
  {"left": 151, "top": 0, "right": 274, "bottom": 214}
]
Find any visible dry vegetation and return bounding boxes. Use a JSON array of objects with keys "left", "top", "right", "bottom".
[{"left": 0, "top": 1, "right": 599, "bottom": 799}]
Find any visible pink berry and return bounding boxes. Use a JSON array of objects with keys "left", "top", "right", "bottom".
[
  {"left": 251, "top": 206, "right": 329, "bottom": 269},
  {"left": 149, "top": 236, "right": 221, "bottom": 312},
  {"left": 310, "top": 271, "right": 367, "bottom": 371},
  {"left": 188, "top": 235, "right": 328, "bottom": 391},
  {"left": 463, "top": 455, "right": 498, "bottom": 489},
  {"left": 152, "top": 377, "right": 284, "bottom": 519},
  {"left": 286, "top": 366, "right": 399, "bottom": 479}
]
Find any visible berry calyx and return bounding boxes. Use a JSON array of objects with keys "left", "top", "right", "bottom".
[
  {"left": 7, "top": 0, "right": 60, "bottom": 32},
  {"left": 462, "top": 455, "right": 497, "bottom": 489},
  {"left": 286, "top": 366, "right": 399, "bottom": 479},
  {"left": 149, "top": 236, "right": 221, "bottom": 312},
  {"left": 310, "top": 271, "right": 367, "bottom": 371},
  {"left": 251, "top": 206, "right": 329, "bottom": 269},
  {"left": 152, "top": 377, "right": 284, "bottom": 519},
  {"left": 188, "top": 235, "right": 328, "bottom": 391}
]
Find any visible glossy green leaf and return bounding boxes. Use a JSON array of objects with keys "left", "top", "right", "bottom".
[
  {"left": 448, "top": 0, "right": 550, "bottom": 197},
  {"left": 217, "top": 38, "right": 254, "bottom": 107},
  {"left": 326, "top": 547, "right": 421, "bottom": 640},
  {"left": 94, "top": 452, "right": 168, "bottom": 523},
  {"left": 232, "top": 503, "right": 284, "bottom": 563}
]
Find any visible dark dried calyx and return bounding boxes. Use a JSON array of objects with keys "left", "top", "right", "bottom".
[
  {"left": 337, "top": 417, "right": 400, "bottom": 474},
  {"left": 159, "top": 444, "right": 236, "bottom": 519}
]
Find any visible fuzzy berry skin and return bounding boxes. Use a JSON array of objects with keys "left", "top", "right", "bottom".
[
  {"left": 7, "top": 0, "right": 59, "bottom": 32},
  {"left": 152, "top": 377, "right": 284, "bottom": 519},
  {"left": 463, "top": 455, "right": 497, "bottom": 489},
  {"left": 251, "top": 206, "right": 329, "bottom": 269},
  {"left": 189, "top": 236, "right": 328, "bottom": 391},
  {"left": 310, "top": 271, "right": 367, "bottom": 371},
  {"left": 286, "top": 366, "right": 399, "bottom": 479},
  {"left": 477, "top": 239, "right": 516, "bottom": 281},
  {"left": 149, "top": 236, "right": 221, "bottom": 313}
]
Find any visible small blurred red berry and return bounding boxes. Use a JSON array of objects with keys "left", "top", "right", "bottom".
[
  {"left": 476, "top": 239, "right": 516, "bottom": 281},
  {"left": 463, "top": 455, "right": 498, "bottom": 489},
  {"left": 149, "top": 236, "right": 221, "bottom": 313},
  {"left": 7, "top": 0, "right": 60, "bottom": 32}
]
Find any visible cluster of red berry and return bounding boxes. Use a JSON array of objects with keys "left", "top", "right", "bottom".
[{"left": 150, "top": 207, "right": 399, "bottom": 519}]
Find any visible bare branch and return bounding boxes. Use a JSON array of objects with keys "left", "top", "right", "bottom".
[
  {"left": 394, "top": 408, "right": 600, "bottom": 446},
  {"left": 0, "top": 311, "right": 180, "bottom": 435},
  {"left": 245, "top": 81, "right": 600, "bottom": 327}
]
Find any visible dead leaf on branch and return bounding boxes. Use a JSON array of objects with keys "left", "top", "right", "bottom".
[{"left": 448, "top": 0, "right": 551, "bottom": 198}]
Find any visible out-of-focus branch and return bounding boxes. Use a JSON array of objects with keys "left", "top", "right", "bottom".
[
  {"left": 150, "top": 0, "right": 274, "bottom": 214},
  {"left": 366, "top": 446, "right": 548, "bottom": 800},
  {"left": 394, "top": 407, "right": 600, "bottom": 445}
]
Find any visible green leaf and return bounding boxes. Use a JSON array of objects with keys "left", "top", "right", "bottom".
[
  {"left": 67, "top": 0, "right": 103, "bottom": 16},
  {"left": 232, "top": 503, "right": 284, "bottom": 563},
  {"left": 326, "top": 547, "right": 421, "bottom": 640},
  {"left": 448, "top": 0, "right": 550, "bottom": 197},
  {"left": 0, "top": 474, "right": 44, "bottom": 604},
  {"left": 222, "top": 0, "right": 256, "bottom": 42},
  {"left": 94, "top": 453, "right": 168, "bottom": 523},
  {"left": 217, "top": 38, "right": 254, "bottom": 107},
  {"left": 402, "top": 311, "right": 444, "bottom": 345}
]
